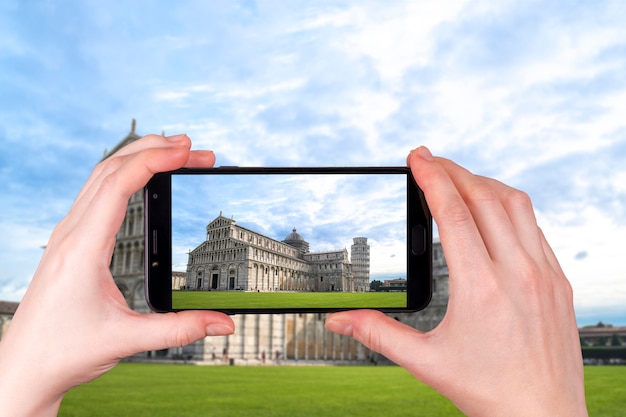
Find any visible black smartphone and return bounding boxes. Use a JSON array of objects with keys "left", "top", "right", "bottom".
[{"left": 144, "top": 167, "right": 432, "bottom": 314}]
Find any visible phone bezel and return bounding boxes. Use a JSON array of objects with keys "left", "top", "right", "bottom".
[{"left": 144, "top": 166, "right": 432, "bottom": 314}]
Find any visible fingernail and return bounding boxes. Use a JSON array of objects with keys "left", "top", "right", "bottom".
[
  {"left": 165, "top": 134, "right": 187, "bottom": 142},
  {"left": 325, "top": 317, "right": 353, "bottom": 337},
  {"left": 416, "top": 146, "right": 434, "bottom": 161},
  {"left": 206, "top": 323, "right": 235, "bottom": 336}
]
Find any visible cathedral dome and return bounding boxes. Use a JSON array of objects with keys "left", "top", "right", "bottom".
[
  {"left": 284, "top": 228, "right": 304, "bottom": 242},
  {"left": 283, "top": 228, "right": 309, "bottom": 254}
]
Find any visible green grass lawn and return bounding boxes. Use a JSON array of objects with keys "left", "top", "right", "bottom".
[
  {"left": 59, "top": 364, "right": 462, "bottom": 417},
  {"left": 173, "top": 290, "right": 406, "bottom": 309},
  {"left": 584, "top": 366, "right": 626, "bottom": 417},
  {"left": 58, "top": 364, "right": 626, "bottom": 417}
]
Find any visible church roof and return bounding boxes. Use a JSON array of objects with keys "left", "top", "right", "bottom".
[
  {"left": 283, "top": 228, "right": 305, "bottom": 242},
  {"left": 0, "top": 300, "right": 19, "bottom": 315}
]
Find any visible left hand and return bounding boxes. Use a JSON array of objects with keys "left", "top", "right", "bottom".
[{"left": 0, "top": 134, "right": 235, "bottom": 417}]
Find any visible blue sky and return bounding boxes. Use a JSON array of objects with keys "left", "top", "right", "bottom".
[
  {"left": 170, "top": 172, "right": 408, "bottom": 279},
  {"left": 1, "top": 0, "right": 625, "bottom": 326}
]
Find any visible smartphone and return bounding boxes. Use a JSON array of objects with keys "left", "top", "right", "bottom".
[{"left": 145, "top": 167, "right": 432, "bottom": 314}]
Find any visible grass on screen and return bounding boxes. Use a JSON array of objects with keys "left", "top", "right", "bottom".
[
  {"left": 59, "top": 363, "right": 626, "bottom": 417},
  {"left": 173, "top": 290, "right": 406, "bottom": 309}
]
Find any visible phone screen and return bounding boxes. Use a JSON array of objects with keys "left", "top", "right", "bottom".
[{"left": 169, "top": 171, "right": 410, "bottom": 310}]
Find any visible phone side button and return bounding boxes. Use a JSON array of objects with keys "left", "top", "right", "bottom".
[{"left": 411, "top": 225, "right": 426, "bottom": 255}]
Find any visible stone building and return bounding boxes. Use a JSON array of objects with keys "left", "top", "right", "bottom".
[
  {"left": 105, "top": 121, "right": 148, "bottom": 313},
  {"left": 185, "top": 214, "right": 369, "bottom": 293},
  {"left": 382, "top": 278, "right": 407, "bottom": 288},
  {"left": 350, "top": 237, "right": 370, "bottom": 292},
  {"left": 0, "top": 301, "right": 19, "bottom": 341},
  {"left": 107, "top": 121, "right": 449, "bottom": 363},
  {"left": 579, "top": 325, "right": 626, "bottom": 347},
  {"left": 172, "top": 272, "right": 186, "bottom": 290}
]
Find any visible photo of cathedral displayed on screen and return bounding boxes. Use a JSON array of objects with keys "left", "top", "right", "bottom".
[{"left": 183, "top": 213, "right": 371, "bottom": 293}]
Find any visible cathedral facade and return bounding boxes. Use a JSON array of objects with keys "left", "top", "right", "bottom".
[
  {"left": 185, "top": 214, "right": 370, "bottom": 293},
  {"left": 106, "top": 124, "right": 148, "bottom": 313},
  {"left": 107, "top": 122, "right": 449, "bottom": 364}
]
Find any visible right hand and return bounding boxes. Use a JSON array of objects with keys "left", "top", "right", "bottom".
[{"left": 326, "top": 146, "right": 587, "bottom": 417}]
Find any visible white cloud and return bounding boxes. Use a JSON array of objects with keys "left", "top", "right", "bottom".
[
  {"left": 154, "top": 91, "right": 189, "bottom": 101},
  {"left": 287, "top": 7, "right": 362, "bottom": 33},
  {"left": 538, "top": 206, "right": 626, "bottom": 317},
  {"left": 0, "top": 221, "right": 51, "bottom": 302},
  {"left": 334, "top": 90, "right": 399, "bottom": 154},
  {"left": 609, "top": 171, "right": 626, "bottom": 195},
  {"left": 2, "top": 0, "right": 626, "bottom": 325},
  {"left": 339, "top": 1, "right": 474, "bottom": 84},
  {"left": 156, "top": 79, "right": 308, "bottom": 103},
  {"left": 0, "top": 282, "right": 29, "bottom": 304},
  {"left": 515, "top": 24, "right": 626, "bottom": 88}
]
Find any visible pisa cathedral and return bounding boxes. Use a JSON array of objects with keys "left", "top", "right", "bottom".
[
  {"left": 184, "top": 214, "right": 371, "bottom": 293},
  {"left": 108, "top": 122, "right": 449, "bottom": 364}
]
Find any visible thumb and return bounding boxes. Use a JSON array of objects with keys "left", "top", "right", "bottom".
[
  {"left": 325, "top": 310, "right": 432, "bottom": 369},
  {"left": 121, "top": 311, "right": 235, "bottom": 355}
]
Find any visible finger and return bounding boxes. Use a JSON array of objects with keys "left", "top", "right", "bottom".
[
  {"left": 407, "top": 147, "right": 491, "bottom": 283},
  {"left": 185, "top": 150, "right": 216, "bottom": 168},
  {"left": 110, "top": 134, "right": 190, "bottom": 158},
  {"left": 120, "top": 311, "right": 235, "bottom": 356},
  {"left": 325, "top": 310, "right": 434, "bottom": 372},
  {"left": 56, "top": 143, "right": 194, "bottom": 257},
  {"left": 73, "top": 134, "right": 191, "bottom": 207},
  {"left": 435, "top": 159, "right": 525, "bottom": 263},
  {"left": 538, "top": 227, "right": 570, "bottom": 281},
  {"left": 479, "top": 176, "right": 547, "bottom": 263}
]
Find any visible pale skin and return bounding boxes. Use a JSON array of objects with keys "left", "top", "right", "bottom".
[
  {"left": 326, "top": 147, "right": 588, "bottom": 416},
  {"left": 0, "top": 135, "right": 235, "bottom": 416},
  {"left": 0, "top": 136, "right": 587, "bottom": 416}
]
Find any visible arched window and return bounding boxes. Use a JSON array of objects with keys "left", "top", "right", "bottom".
[
  {"left": 127, "top": 209, "right": 135, "bottom": 236},
  {"left": 125, "top": 243, "right": 132, "bottom": 271},
  {"left": 114, "top": 243, "right": 124, "bottom": 273},
  {"left": 136, "top": 208, "right": 143, "bottom": 235},
  {"left": 132, "top": 242, "right": 140, "bottom": 272}
]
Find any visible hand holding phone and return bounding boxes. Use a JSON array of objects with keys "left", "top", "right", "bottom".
[
  {"left": 326, "top": 148, "right": 588, "bottom": 416},
  {"left": 0, "top": 135, "right": 235, "bottom": 416}
]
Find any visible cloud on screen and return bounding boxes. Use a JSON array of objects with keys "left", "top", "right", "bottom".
[{"left": 171, "top": 172, "right": 407, "bottom": 275}]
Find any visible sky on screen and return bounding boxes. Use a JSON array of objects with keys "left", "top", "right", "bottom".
[
  {"left": 1, "top": 0, "right": 625, "bottom": 325},
  {"left": 170, "top": 172, "right": 408, "bottom": 279}
]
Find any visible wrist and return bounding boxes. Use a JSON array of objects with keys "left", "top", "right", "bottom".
[{"left": 0, "top": 342, "right": 64, "bottom": 417}]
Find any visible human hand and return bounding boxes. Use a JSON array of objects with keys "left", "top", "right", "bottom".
[
  {"left": 0, "top": 135, "right": 235, "bottom": 416},
  {"left": 325, "top": 147, "right": 588, "bottom": 416}
]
